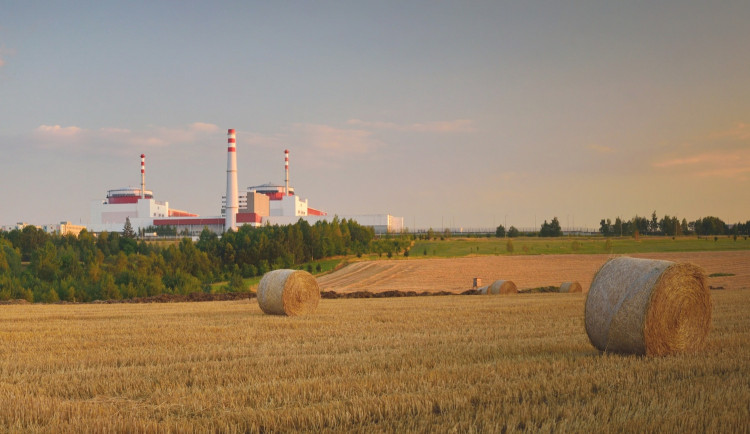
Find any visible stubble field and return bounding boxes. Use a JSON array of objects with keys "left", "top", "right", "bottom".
[
  {"left": 317, "top": 250, "right": 750, "bottom": 293},
  {"left": 1, "top": 288, "right": 748, "bottom": 432}
]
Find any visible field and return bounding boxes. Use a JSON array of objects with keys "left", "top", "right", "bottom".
[
  {"left": 1, "top": 289, "right": 748, "bottom": 432},
  {"left": 317, "top": 250, "right": 750, "bottom": 293},
  {"left": 410, "top": 235, "right": 750, "bottom": 258}
]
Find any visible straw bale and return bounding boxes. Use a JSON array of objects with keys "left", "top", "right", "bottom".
[
  {"left": 585, "top": 257, "right": 711, "bottom": 356},
  {"left": 257, "top": 269, "right": 320, "bottom": 316},
  {"left": 477, "top": 285, "right": 489, "bottom": 294},
  {"left": 559, "top": 281, "right": 582, "bottom": 293},
  {"left": 486, "top": 280, "right": 517, "bottom": 295}
]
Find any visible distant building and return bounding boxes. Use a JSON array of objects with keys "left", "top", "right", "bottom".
[
  {"left": 1, "top": 221, "right": 86, "bottom": 236},
  {"left": 88, "top": 131, "right": 403, "bottom": 236}
]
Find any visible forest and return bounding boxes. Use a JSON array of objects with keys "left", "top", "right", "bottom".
[{"left": 0, "top": 218, "right": 411, "bottom": 303}]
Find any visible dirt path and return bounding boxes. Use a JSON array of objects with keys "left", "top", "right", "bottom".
[{"left": 317, "top": 251, "right": 750, "bottom": 293}]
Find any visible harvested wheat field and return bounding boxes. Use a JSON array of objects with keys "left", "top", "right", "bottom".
[
  {"left": 317, "top": 251, "right": 750, "bottom": 293},
  {"left": 0, "top": 290, "right": 748, "bottom": 431}
]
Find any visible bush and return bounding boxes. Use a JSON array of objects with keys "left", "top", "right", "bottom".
[
  {"left": 241, "top": 263, "right": 257, "bottom": 278},
  {"left": 226, "top": 273, "right": 246, "bottom": 292},
  {"left": 495, "top": 225, "right": 506, "bottom": 238},
  {"left": 506, "top": 239, "right": 514, "bottom": 253},
  {"left": 257, "top": 260, "right": 269, "bottom": 276}
]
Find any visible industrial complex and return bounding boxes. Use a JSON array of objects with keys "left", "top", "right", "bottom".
[{"left": 85, "top": 129, "right": 403, "bottom": 236}]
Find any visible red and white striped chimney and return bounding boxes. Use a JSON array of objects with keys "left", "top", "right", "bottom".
[
  {"left": 285, "top": 149, "right": 290, "bottom": 196},
  {"left": 225, "top": 129, "right": 239, "bottom": 232},
  {"left": 140, "top": 154, "right": 146, "bottom": 199}
]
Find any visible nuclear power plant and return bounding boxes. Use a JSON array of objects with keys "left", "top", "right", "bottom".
[{"left": 88, "top": 129, "right": 403, "bottom": 235}]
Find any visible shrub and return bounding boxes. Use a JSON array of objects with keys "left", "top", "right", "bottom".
[{"left": 226, "top": 273, "right": 246, "bottom": 293}]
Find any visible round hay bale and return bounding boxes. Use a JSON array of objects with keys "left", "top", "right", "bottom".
[
  {"left": 487, "top": 280, "right": 517, "bottom": 295},
  {"left": 559, "top": 281, "right": 582, "bottom": 293},
  {"left": 477, "top": 285, "right": 489, "bottom": 294},
  {"left": 585, "top": 257, "right": 711, "bottom": 356},
  {"left": 257, "top": 269, "right": 320, "bottom": 316}
]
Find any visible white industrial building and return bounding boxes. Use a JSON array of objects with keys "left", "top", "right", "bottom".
[{"left": 89, "top": 131, "right": 404, "bottom": 236}]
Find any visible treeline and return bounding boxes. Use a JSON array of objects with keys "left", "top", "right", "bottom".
[
  {"left": 493, "top": 217, "right": 564, "bottom": 238},
  {"left": 0, "top": 218, "right": 411, "bottom": 303},
  {"left": 599, "top": 212, "right": 750, "bottom": 237}
]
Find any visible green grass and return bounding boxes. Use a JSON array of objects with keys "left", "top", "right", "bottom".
[
  {"left": 709, "top": 273, "right": 736, "bottom": 278},
  {"left": 210, "top": 258, "right": 346, "bottom": 292},
  {"left": 411, "top": 236, "right": 750, "bottom": 258}
]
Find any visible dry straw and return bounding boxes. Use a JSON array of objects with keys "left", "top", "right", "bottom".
[
  {"left": 480, "top": 280, "right": 517, "bottom": 295},
  {"left": 559, "top": 281, "right": 583, "bottom": 293},
  {"left": 257, "top": 269, "right": 321, "bottom": 316},
  {"left": 585, "top": 257, "right": 711, "bottom": 356}
]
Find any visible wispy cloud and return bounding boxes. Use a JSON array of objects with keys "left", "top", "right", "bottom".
[
  {"left": 347, "top": 118, "right": 476, "bottom": 133},
  {"left": 710, "top": 122, "right": 750, "bottom": 141},
  {"left": 653, "top": 149, "right": 750, "bottom": 180},
  {"left": 189, "top": 122, "right": 219, "bottom": 133},
  {"left": 649, "top": 121, "right": 750, "bottom": 180},
  {"left": 587, "top": 144, "right": 615, "bottom": 153},
  {"left": 0, "top": 44, "right": 12, "bottom": 68},
  {"left": 294, "top": 123, "right": 382, "bottom": 155},
  {"left": 31, "top": 122, "right": 222, "bottom": 155},
  {"left": 36, "top": 125, "right": 83, "bottom": 136}
]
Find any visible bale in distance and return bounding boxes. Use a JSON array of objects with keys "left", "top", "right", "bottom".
[
  {"left": 559, "top": 281, "right": 582, "bottom": 293},
  {"left": 480, "top": 280, "right": 517, "bottom": 295},
  {"left": 585, "top": 257, "right": 711, "bottom": 356},
  {"left": 257, "top": 269, "right": 320, "bottom": 316}
]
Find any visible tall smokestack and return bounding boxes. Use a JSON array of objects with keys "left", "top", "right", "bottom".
[
  {"left": 140, "top": 154, "right": 145, "bottom": 199},
  {"left": 285, "top": 149, "right": 289, "bottom": 195},
  {"left": 225, "top": 129, "right": 238, "bottom": 232}
]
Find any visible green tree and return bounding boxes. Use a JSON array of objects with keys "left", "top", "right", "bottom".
[
  {"left": 540, "top": 217, "right": 562, "bottom": 237},
  {"left": 614, "top": 217, "right": 624, "bottom": 237},
  {"left": 495, "top": 225, "right": 506, "bottom": 238},
  {"left": 225, "top": 272, "right": 246, "bottom": 292},
  {"left": 507, "top": 226, "right": 520, "bottom": 237},
  {"left": 122, "top": 217, "right": 136, "bottom": 239},
  {"left": 650, "top": 211, "right": 659, "bottom": 234},
  {"left": 30, "top": 241, "right": 60, "bottom": 282}
]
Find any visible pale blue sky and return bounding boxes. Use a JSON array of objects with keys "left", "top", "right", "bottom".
[{"left": 1, "top": 1, "right": 749, "bottom": 230}]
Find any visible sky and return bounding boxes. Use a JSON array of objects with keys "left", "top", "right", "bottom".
[{"left": 1, "top": 1, "right": 749, "bottom": 231}]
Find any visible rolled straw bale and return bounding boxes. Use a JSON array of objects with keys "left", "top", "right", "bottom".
[
  {"left": 559, "top": 281, "right": 582, "bottom": 293},
  {"left": 257, "top": 269, "right": 320, "bottom": 316},
  {"left": 487, "top": 280, "right": 517, "bottom": 295},
  {"left": 477, "top": 285, "right": 489, "bottom": 294},
  {"left": 585, "top": 257, "right": 711, "bottom": 356}
]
